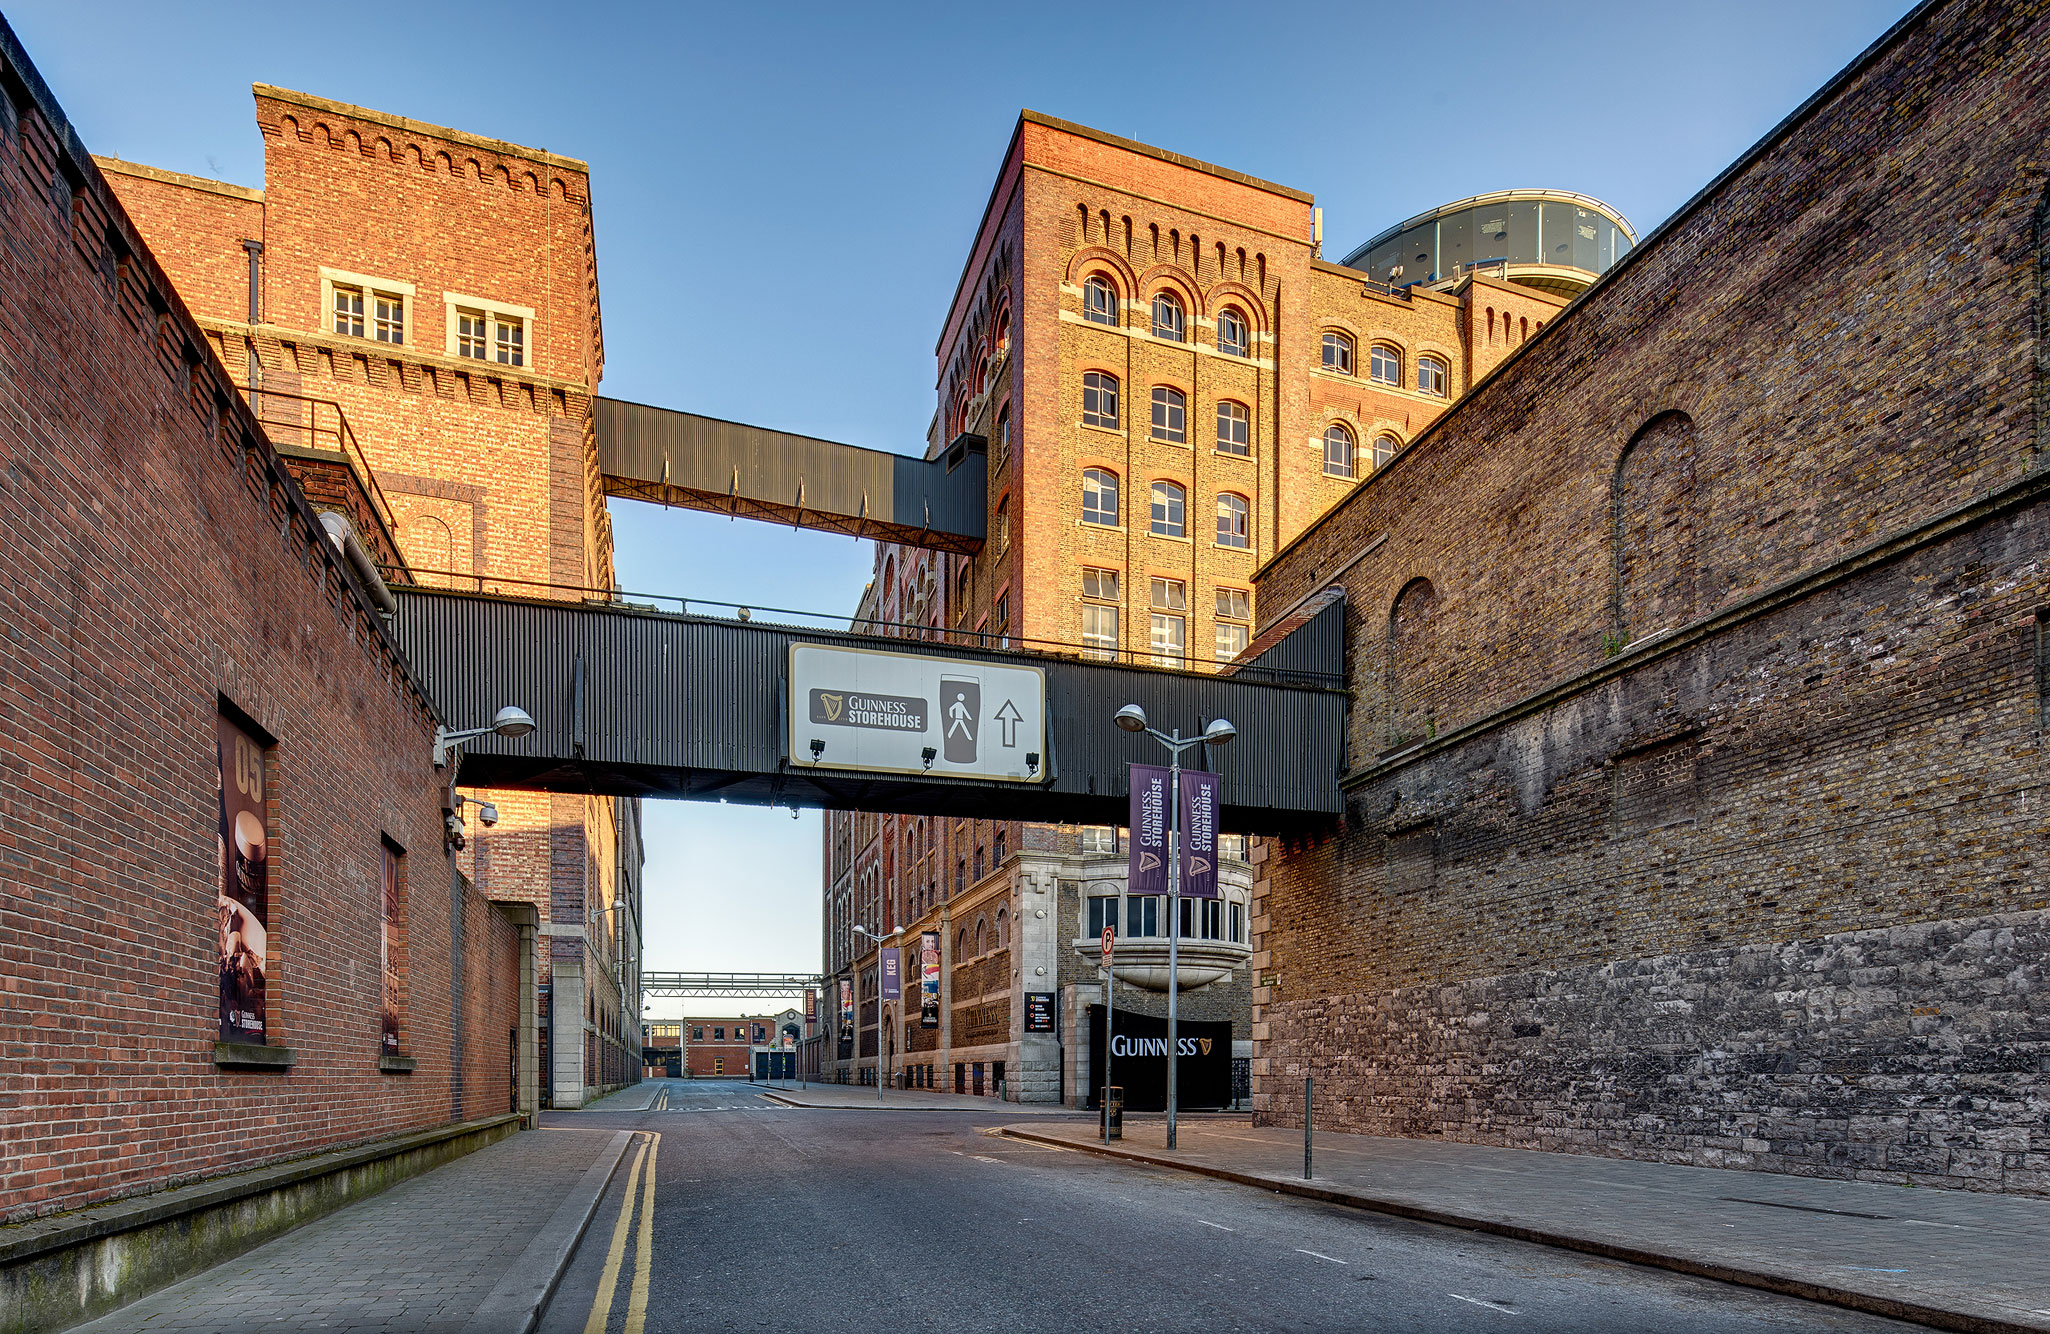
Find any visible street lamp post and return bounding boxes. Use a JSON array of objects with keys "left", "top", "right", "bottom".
[
  {"left": 1114, "top": 704, "right": 1236, "bottom": 1152},
  {"left": 853, "top": 924, "right": 889, "bottom": 1103}
]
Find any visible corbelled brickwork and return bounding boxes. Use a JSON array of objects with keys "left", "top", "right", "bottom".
[
  {"left": 1248, "top": 0, "right": 2050, "bottom": 1193},
  {"left": 0, "top": 23, "right": 519, "bottom": 1225}
]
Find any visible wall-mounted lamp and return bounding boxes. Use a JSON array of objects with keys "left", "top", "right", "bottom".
[
  {"left": 920, "top": 746, "right": 937, "bottom": 771},
  {"left": 433, "top": 705, "right": 536, "bottom": 768}
]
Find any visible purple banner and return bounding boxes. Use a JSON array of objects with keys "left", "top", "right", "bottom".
[
  {"left": 1127, "top": 763, "right": 1171, "bottom": 896},
  {"left": 880, "top": 946, "right": 903, "bottom": 1001},
  {"left": 217, "top": 714, "right": 269, "bottom": 1043},
  {"left": 1179, "top": 769, "right": 1221, "bottom": 899}
]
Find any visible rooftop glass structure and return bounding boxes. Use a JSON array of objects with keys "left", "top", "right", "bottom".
[{"left": 1340, "top": 190, "right": 1638, "bottom": 297}]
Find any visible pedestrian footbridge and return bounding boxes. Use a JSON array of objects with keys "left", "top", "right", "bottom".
[{"left": 392, "top": 585, "right": 1345, "bottom": 833}]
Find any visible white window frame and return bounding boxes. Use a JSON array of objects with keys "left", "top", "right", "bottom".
[
  {"left": 443, "top": 292, "right": 537, "bottom": 368},
  {"left": 320, "top": 268, "right": 415, "bottom": 347}
]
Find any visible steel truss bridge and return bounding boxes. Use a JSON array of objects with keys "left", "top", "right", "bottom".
[{"left": 642, "top": 972, "right": 820, "bottom": 1000}]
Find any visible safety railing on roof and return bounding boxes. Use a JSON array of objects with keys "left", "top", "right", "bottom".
[{"left": 232, "top": 382, "right": 399, "bottom": 540}]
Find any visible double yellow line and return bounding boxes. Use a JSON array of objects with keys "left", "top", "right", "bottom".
[{"left": 583, "top": 1131, "right": 659, "bottom": 1334}]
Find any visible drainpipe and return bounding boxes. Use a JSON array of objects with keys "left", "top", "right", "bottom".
[{"left": 319, "top": 510, "right": 397, "bottom": 618}]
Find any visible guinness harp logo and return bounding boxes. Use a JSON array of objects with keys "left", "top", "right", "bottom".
[
  {"left": 1189, "top": 856, "right": 1212, "bottom": 877},
  {"left": 1198, "top": 1038, "right": 1214, "bottom": 1056},
  {"left": 819, "top": 693, "right": 845, "bottom": 722},
  {"left": 1137, "top": 852, "right": 1162, "bottom": 874}
]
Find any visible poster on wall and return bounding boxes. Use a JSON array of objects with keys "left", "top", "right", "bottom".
[
  {"left": 1178, "top": 769, "right": 1220, "bottom": 899},
  {"left": 880, "top": 946, "right": 902, "bottom": 1001},
  {"left": 380, "top": 844, "right": 400, "bottom": 1052},
  {"left": 919, "top": 931, "right": 940, "bottom": 1028},
  {"left": 216, "top": 714, "right": 269, "bottom": 1043},
  {"left": 1128, "top": 763, "right": 1170, "bottom": 896}
]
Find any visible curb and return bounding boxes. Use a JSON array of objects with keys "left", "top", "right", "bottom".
[
  {"left": 757, "top": 1092, "right": 1082, "bottom": 1114},
  {"left": 459, "top": 1129, "right": 634, "bottom": 1334},
  {"left": 997, "top": 1127, "right": 2043, "bottom": 1334}
]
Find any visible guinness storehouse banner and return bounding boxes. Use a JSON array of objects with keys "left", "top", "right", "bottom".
[
  {"left": 1179, "top": 769, "right": 1220, "bottom": 900},
  {"left": 788, "top": 643, "right": 1046, "bottom": 783},
  {"left": 1128, "top": 763, "right": 1170, "bottom": 896},
  {"left": 1087, "top": 1007, "right": 1231, "bottom": 1112}
]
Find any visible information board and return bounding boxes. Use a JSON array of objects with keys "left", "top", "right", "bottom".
[{"left": 788, "top": 643, "right": 1047, "bottom": 783}]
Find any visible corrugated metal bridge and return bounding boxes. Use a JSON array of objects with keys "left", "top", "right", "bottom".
[{"left": 393, "top": 586, "right": 1345, "bottom": 833}]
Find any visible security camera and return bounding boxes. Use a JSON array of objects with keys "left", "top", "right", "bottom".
[
  {"left": 477, "top": 802, "right": 500, "bottom": 827},
  {"left": 443, "top": 812, "right": 467, "bottom": 851}
]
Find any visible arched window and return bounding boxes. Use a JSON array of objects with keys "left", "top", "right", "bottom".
[
  {"left": 1149, "top": 481, "right": 1186, "bottom": 538},
  {"left": 1215, "top": 493, "right": 1250, "bottom": 548},
  {"left": 1417, "top": 356, "right": 1448, "bottom": 396},
  {"left": 1082, "top": 468, "right": 1120, "bottom": 526},
  {"left": 1082, "top": 274, "right": 1118, "bottom": 326},
  {"left": 1149, "top": 386, "right": 1187, "bottom": 443},
  {"left": 1081, "top": 371, "right": 1119, "bottom": 429},
  {"left": 1151, "top": 291, "right": 1185, "bottom": 341},
  {"left": 1216, "top": 306, "right": 1249, "bottom": 357},
  {"left": 995, "top": 908, "right": 1009, "bottom": 949},
  {"left": 1371, "top": 434, "right": 1401, "bottom": 471},
  {"left": 993, "top": 304, "right": 1011, "bottom": 354},
  {"left": 1320, "top": 331, "right": 1354, "bottom": 375},
  {"left": 1215, "top": 400, "right": 1250, "bottom": 456},
  {"left": 974, "top": 917, "right": 987, "bottom": 956},
  {"left": 956, "top": 926, "right": 968, "bottom": 957},
  {"left": 1369, "top": 343, "right": 1401, "bottom": 386},
  {"left": 1323, "top": 422, "right": 1356, "bottom": 478}
]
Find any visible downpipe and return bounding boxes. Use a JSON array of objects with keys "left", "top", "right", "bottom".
[{"left": 319, "top": 510, "right": 398, "bottom": 619}]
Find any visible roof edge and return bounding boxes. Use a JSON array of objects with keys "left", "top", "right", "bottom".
[
  {"left": 251, "top": 83, "right": 589, "bottom": 174},
  {"left": 1020, "top": 110, "right": 1314, "bottom": 205},
  {"left": 93, "top": 155, "right": 263, "bottom": 202}
]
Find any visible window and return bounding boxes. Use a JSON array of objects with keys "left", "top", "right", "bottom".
[
  {"left": 1150, "top": 577, "right": 1186, "bottom": 667},
  {"left": 1418, "top": 355, "right": 1448, "bottom": 396},
  {"left": 1216, "top": 586, "right": 1250, "bottom": 660},
  {"left": 494, "top": 315, "right": 524, "bottom": 367},
  {"left": 995, "top": 404, "right": 1011, "bottom": 466},
  {"left": 456, "top": 308, "right": 489, "bottom": 359},
  {"left": 1220, "top": 833, "right": 1247, "bottom": 861},
  {"left": 1087, "top": 895, "right": 1117, "bottom": 936},
  {"left": 995, "top": 498, "right": 1010, "bottom": 552},
  {"left": 1370, "top": 343, "right": 1401, "bottom": 386},
  {"left": 1215, "top": 401, "right": 1250, "bottom": 456},
  {"left": 1150, "top": 387, "right": 1187, "bottom": 443},
  {"left": 1179, "top": 898, "right": 1223, "bottom": 940},
  {"left": 444, "top": 293, "right": 534, "bottom": 366},
  {"left": 1371, "top": 434, "right": 1401, "bottom": 471},
  {"left": 994, "top": 831, "right": 1005, "bottom": 865},
  {"left": 994, "top": 305, "right": 1011, "bottom": 354},
  {"left": 993, "top": 591, "right": 1010, "bottom": 646},
  {"left": 1149, "top": 481, "right": 1185, "bottom": 538},
  {"left": 1216, "top": 306, "right": 1249, "bottom": 357},
  {"left": 955, "top": 859, "right": 965, "bottom": 895},
  {"left": 1082, "top": 274, "right": 1118, "bottom": 326},
  {"left": 1323, "top": 422, "right": 1356, "bottom": 478},
  {"left": 1229, "top": 902, "right": 1244, "bottom": 943},
  {"left": 333, "top": 285, "right": 365, "bottom": 338},
  {"left": 1082, "top": 468, "right": 1120, "bottom": 526},
  {"left": 1125, "top": 895, "right": 1160, "bottom": 938},
  {"left": 1081, "top": 568, "right": 1120, "bottom": 660},
  {"left": 1082, "top": 371, "right": 1120, "bottom": 429},
  {"left": 713, "top": 1026, "right": 725, "bottom": 1041},
  {"left": 1215, "top": 493, "right": 1250, "bottom": 549},
  {"left": 692, "top": 1027, "right": 704, "bottom": 1041},
  {"left": 373, "top": 291, "right": 405, "bottom": 343},
  {"left": 974, "top": 847, "right": 985, "bottom": 881},
  {"left": 1151, "top": 291, "right": 1185, "bottom": 341},
  {"left": 1080, "top": 826, "right": 1117, "bottom": 854},
  {"left": 1321, "top": 331, "right": 1354, "bottom": 374}
]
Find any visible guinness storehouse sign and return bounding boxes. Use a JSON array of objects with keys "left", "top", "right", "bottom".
[{"left": 788, "top": 643, "right": 1048, "bottom": 783}]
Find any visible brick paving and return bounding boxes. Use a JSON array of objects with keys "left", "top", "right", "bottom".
[
  {"left": 72, "top": 1129, "right": 623, "bottom": 1334},
  {"left": 1004, "top": 1118, "right": 2050, "bottom": 1332}
]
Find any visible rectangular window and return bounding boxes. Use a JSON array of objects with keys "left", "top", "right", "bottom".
[
  {"left": 333, "top": 284, "right": 365, "bottom": 338},
  {"left": 1216, "top": 586, "right": 1251, "bottom": 662},
  {"left": 1216, "top": 622, "right": 1248, "bottom": 661},
  {"left": 372, "top": 290, "right": 405, "bottom": 344},
  {"left": 1150, "top": 577, "right": 1186, "bottom": 667},
  {"left": 692, "top": 1027, "right": 703, "bottom": 1041},
  {"left": 1229, "top": 902, "right": 1244, "bottom": 943},
  {"left": 714, "top": 1026, "right": 725, "bottom": 1040},
  {"left": 1080, "top": 826, "right": 1117, "bottom": 854},
  {"left": 1087, "top": 896, "right": 1115, "bottom": 938},
  {"left": 1216, "top": 401, "right": 1250, "bottom": 456},
  {"left": 1082, "top": 568, "right": 1120, "bottom": 660},
  {"left": 1220, "top": 833, "right": 1246, "bottom": 861},
  {"left": 1125, "top": 894, "right": 1159, "bottom": 938},
  {"left": 993, "top": 591, "right": 1010, "bottom": 645},
  {"left": 495, "top": 315, "right": 525, "bottom": 366},
  {"left": 380, "top": 840, "right": 404, "bottom": 1055},
  {"left": 1178, "top": 899, "right": 1223, "bottom": 939},
  {"left": 456, "top": 308, "right": 489, "bottom": 359},
  {"left": 217, "top": 711, "right": 272, "bottom": 1044},
  {"left": 1082, "top": 567, "right": 1120, "bottom": 601}
]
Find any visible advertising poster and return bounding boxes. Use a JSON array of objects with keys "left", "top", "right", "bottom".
[
  {"left": 1127, "top": 763, "right": 1171, "bottom": 896},
  {"left": 1085, "top": 1007, "right": 1231, "bottom": 1111},
  {"left": 1179, "top": 769, "right": 1221, "bottom": 899},
  {"left": 919, "top": 931, "right": 940, "bottom": 1028},
  {"left": 216, "top": 714, "right": 269, "bottom": 1043},
  {"left": 839, "top": 978, "right": 853, "bottom": 1028},
  {"left": 804, "top": 988, "right": 817, "bottom": 1024},
  {"left": 880, "top": 946, "right": 902, "bottom": 1001},
  {"left": 380, "top": 844, "right": 400, "bottom": 1052}
]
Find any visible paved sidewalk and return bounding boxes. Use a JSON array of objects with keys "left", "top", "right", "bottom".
[
  {"left": 73, "top": 1128, "right": 631, "bottom": 1334},
  {"left": 760, "top": 1084, "right": 1084, "bottom": 1114},
  {"left": 1002, "top": 1119, "right": 2050, "bottom": 1333}
]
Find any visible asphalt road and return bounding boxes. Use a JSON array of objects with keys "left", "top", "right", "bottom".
[{"left": 540, "top": 1079, "right": 1923, "bottom": 1334}]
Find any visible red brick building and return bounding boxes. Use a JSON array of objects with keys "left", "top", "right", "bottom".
[
  {"left": 97, "top": 84, "right": 643, "bottom": 1108},
  {"left": 0, "top": 18, "right": 529, "bottom": 1321}
]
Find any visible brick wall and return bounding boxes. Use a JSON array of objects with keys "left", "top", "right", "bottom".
[
  {"left": 1248, "top": 0, "right": 2050, "bottom": 1194},
  {"left": 0, "top": 29, "right": 520, "bottom": 1222}
]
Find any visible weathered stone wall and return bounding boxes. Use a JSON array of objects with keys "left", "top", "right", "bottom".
[{"left": 1248, "top": 0, "right": 2050, "bottom": 1194}]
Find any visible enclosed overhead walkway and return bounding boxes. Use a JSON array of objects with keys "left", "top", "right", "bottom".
[{"left": 393, "top": 585, "right": 1345, "bottom": 834}]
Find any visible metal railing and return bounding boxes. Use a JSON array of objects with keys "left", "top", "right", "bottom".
[{"left": 234, "top": 382, "right": 399, "bottom": 539}]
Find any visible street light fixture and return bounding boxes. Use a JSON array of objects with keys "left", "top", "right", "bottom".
[
  {"left": 852, "top": 924, "right": 891, "bottom": 1103},
  {"left": 1112, "top": 702, "right": 1236, "bottom": 1152},
  {"left": 433, "top": 705, "right": 536, "bottom": 768}
]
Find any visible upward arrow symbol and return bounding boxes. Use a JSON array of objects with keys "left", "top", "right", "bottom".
[{"left": 993, "top": 699, "right": 1024, "bottom": 747}]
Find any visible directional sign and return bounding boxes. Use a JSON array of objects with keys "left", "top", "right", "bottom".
[{"left": 788, "top": 643, "right": 1047, "bottom": 783}]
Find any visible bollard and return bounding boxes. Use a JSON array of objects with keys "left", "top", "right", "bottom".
[{"left": 1304, "top": 1076, "right": 1313, "bottom": 1180}]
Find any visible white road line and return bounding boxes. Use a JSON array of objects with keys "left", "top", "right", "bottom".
[
  {"left": 1448, "top": 1294, "right": 1516, "bottom": 1314},
  {"left": 1197, "top": 1220, "right": 1236, "bottom": 1232},
  {"left": 973, "top": 1155, "right": 1007, "bottom": 1164},
  {"left": 1295, "top": 1249, "right": 1347, "bottom": 1264}
]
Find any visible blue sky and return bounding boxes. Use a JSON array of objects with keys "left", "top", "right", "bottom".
[{"left": 9, "top": 0, "right": 1917, "bottom": 1001}]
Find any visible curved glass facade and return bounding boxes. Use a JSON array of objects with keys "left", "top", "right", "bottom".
[{"left": 1343, "top": 193, "right": 1635, "bottom": 293}]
